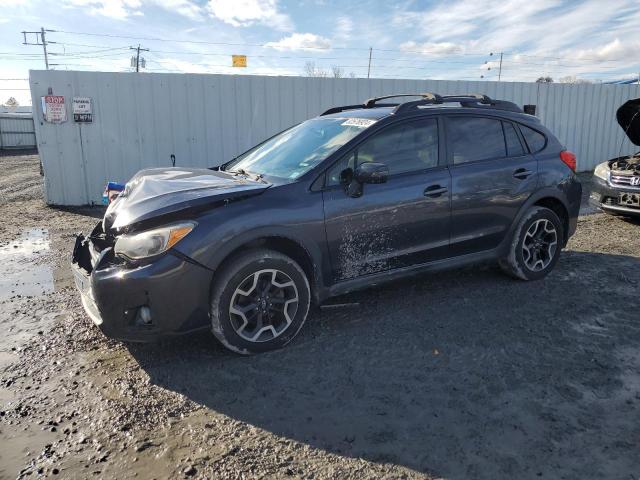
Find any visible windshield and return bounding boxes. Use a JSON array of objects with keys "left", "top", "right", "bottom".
[{"left": 225, "top": 117, "right": 375, "bottom": 179}]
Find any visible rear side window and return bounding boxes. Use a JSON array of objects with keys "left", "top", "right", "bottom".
[
  {"left": 520, "top": 125, "right": 546, "bottom": 153},
  {"left": 448, "top": 117, "right": 505, "bottom": 164},
  {"left": 326, "top": 118, "right": 439, "bottom": 185},
  {"left": 503, "top": 122, "right": 525, "bottom": 157}
]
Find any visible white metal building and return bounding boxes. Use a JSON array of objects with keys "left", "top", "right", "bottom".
[{"left": 29, "top": 70, "right": 640, "bottom": 205}]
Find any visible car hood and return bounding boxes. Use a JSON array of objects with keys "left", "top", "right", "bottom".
[
  {"left": 105, "top": 167, "right": 270, "bottom": 230},
  {"left": 617, "top": 98, "right": 640, "bottom": 146}
]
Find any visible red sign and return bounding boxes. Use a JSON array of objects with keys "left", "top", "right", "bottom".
[{"left": 43, "top": 95, "right": 67, "bottom": 123}]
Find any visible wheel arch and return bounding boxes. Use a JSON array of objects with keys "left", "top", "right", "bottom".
[
  {"left": 501, "top": 189, "right": 571, "bottom": 255},
  {"left": 210, "top": 233, "right": 325, "bottom": 305}
]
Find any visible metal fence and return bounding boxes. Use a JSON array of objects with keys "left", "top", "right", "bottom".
[
  {"left": 29, "top": 70, "right": 640, "bottom": 205},
  {"left": 0, "top": 113, "right": 36, "bottom": 150}
]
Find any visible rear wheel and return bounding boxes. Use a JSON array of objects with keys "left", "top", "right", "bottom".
[
  {"left": 499, "top": 206, "right": 564, "bottom": 281},
  {"left": 210, "top": 249, "right": 311, "bottom": 355}
]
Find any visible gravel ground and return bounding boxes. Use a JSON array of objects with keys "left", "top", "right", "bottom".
[{"left": 1, "top": 152, "right": 639, "bottom": 480}]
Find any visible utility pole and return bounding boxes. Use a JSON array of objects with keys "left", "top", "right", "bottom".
[
  {"left": 130, "top": 44, "right": 149, "bottom": 72},
  {"left": 498, "top": 52, "right": 503, "bottom": 81},
  {"left": 22, "top": 27, "right": 51, "bottom": 69},
  {"left": 367, "top": 47, "right": 372, "bottom": 79}
]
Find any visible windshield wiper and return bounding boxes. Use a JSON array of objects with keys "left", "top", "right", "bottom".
[{"left": 227, "top": 168, "right": 268, "bottom": 183}]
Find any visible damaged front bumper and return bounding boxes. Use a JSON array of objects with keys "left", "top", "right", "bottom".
[
  {"left": 589, "top": 174, "right": 640, "bottom": 218},
  {"left": 71, "top": 222, "right": 212, "bottom": 342}
]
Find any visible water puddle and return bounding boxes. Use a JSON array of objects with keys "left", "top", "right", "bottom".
[
  {"left": 0, "top": 229, "right": 73, "bottom": 364},
  {"left": 0, "top": 229, "right": 53, "bottom": 301}
]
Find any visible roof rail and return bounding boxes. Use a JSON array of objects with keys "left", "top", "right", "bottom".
[
  {"left": 319, "top": 92, "right": 523, "bottom": 117},
  {"left": 363, "top": 93, "right": 443, "bottom": 108}
]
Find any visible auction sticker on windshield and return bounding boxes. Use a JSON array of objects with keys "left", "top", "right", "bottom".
[{"left": 341, "top": 118, "right": 377, "bottom": 128}]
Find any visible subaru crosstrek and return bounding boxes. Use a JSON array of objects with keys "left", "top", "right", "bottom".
[{"left": 72, "top": 93, "right": 582, "bottom": 354}]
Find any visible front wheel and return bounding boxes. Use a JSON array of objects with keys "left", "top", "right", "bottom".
[
  {"left": 499, "top": 206, "right": 564, "bottom": 281},
  {"left": 210, "top": 249, "right": 311, "bottom": 355}
]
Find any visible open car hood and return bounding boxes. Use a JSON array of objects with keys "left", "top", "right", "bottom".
[
  {"left": 617, "top": 98, "right": 640, "bottom": 146},
  {"left": 105, "top": 167, "right": 270, "bottom": 230}
]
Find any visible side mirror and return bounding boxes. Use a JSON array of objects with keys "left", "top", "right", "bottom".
[
  {"left": 347, "top": 162, "right": 389, "bottom": 197},
  {"left": 355, "top": 162, "right": 389, "bottom": 184}
]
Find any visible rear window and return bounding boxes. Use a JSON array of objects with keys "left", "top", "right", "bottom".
[
  {"left": 520, "top": 125, "right": 547, "bottom": 153},
  {"left": 448, "top": 117, "right": 506, "bottom": 164}
]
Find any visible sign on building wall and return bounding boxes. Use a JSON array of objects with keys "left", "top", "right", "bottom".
[
  {"left": 41, "top": 95, "right": 66, "bottom": 123},
  {"left": 232, "top": 55, "right": 247, "bottom": 67},
  {"left": 72, "top": 97, "right": 93, "bottom": 123}
]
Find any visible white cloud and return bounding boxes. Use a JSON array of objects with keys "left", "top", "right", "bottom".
[
  {"left": 150, "top": 0, "right": 203, "bottom": 20},
  {"left": 0, "top": 0, "right": 29, "bottom": 5},
  {"left": 207, "top": 0, "right": 293, "bottom": 30},
  {"left": 400, "top": 41, "right": 462, "bottom": 56},
  {"left": 333, "top": 16, "right": 353, "bottom": 42},
  {"left": 573, "top": 38, "right": 640, "bottom": 62},
  {"left": 264, "top": 33, "right": 331, "bottom": 51},
  {"left": 63, "top": 0, "right": 142, "bottom": 19},
  {"left": 63, "top": 0, "right": 205, "bottom": 19}
]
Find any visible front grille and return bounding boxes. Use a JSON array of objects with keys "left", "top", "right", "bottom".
[{"left": 610, "top": 174, "right": 640, "bottom": 187}]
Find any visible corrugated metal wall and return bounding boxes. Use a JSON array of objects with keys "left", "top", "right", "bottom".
[
  {"left": 0, "top": 113, "right": 36, "bottom": 149},
  {"left": 29, "top": 70, "right": 640, "bottom": 205}
]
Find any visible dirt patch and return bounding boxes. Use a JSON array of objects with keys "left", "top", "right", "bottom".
[{"left": 1, "top": 152, "right": 640, "bottom": 479}]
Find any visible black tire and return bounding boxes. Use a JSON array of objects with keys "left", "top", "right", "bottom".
[
  {"left": 210, "top": 249, "right": 311, "bottom": 355},
  {"left": 499, "top": 206, "right": 564, "bottom": 281}
]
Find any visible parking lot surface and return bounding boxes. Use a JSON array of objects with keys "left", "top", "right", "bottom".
[{"left": 1, "top": 152, "right": 639, "bottom": 479}]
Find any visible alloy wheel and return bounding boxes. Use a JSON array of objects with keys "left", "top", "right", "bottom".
[
  {"left": 229, "top": 269, "right": 299, "bottom": 342},
  {"left": 522, "top": 219, "right": 558, "bottom": 272}
]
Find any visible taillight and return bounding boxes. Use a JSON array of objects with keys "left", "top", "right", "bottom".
[{"left": 560, "top": 150, "right": 576, "bottom": 172}]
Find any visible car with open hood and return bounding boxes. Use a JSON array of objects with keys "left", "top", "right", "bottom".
[
  {"left": 590, "top": 98, "right": 640, "bottom": 217},
  {"left": 72, "top": 93, "right": 582, "bottom": 354}
]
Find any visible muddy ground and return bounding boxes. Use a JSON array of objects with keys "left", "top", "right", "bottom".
[{"left": 1, "top": 152, "right": 639, "bottom": 480}]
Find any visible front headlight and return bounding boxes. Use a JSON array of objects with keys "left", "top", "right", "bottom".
[
  {"left": 594, "top": 162, "right": 610, "bottom": 180},
  {"left": 114, "top": 222, "right": 196, "bottom": 260}
]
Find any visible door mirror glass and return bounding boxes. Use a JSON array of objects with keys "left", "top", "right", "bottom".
[{"left": 355, "top": 162, "right": 389, "bottom": 184}]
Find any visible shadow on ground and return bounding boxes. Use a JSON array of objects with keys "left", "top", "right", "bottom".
[{"left": 127, "top": 251, "right": 640, "bottom": 479}]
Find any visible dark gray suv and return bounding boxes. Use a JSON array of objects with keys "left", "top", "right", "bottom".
[{"left": 72, "top": 93, "right": 582, "bottom": 354}]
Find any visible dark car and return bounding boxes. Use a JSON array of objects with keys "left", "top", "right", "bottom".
[
  {"left": 72, "top": 93, "right": 582, "bottom": 354},
  {"left": 590, "top": 98, "right": 640, "bottom": 218}
]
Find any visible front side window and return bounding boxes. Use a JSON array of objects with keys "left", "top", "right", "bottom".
[
  {"left": 326, "top": 118, "right": 439, "bottom": 186},
  {"left": 225, "top": 117, "right": 374, "bottom": 180},
  {"left": 448, "top": 116, "right": 506, "bottom": 164}
]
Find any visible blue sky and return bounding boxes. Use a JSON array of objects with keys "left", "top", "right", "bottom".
[{"left": 2, "top": 0, "right": 640, "bottom": 105}]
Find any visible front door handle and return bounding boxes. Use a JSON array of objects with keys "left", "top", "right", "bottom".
[
  {"left": 513, "top": 168, "right": 533, "bottom": 179},
  {"left": 424, "top": 185, "right": 448, "bottom": 197}
]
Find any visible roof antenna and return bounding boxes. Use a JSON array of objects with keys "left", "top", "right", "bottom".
[{"left": 170, "top": 154, "right": 176, "bottom": 167}]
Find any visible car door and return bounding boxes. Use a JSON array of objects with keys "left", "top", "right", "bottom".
[
  {"left": 321, "top": 117, "right": 451, "bottom": 281},
  {"left": 446, "top": 115, "right": 538, "bottom": 256}
]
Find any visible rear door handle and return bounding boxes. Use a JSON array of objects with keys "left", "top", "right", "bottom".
[
  {"left": 424, "top": 185, "right": 448, "bottom": 197},
  {"left": 513, "top": 168, "right": 533, "bottom": 179}
]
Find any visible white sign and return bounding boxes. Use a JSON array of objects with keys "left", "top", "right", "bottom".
[
  {"left": 341, "top": 118, "right": 377, "bottom": 128},
  {"left": 72, "top": 97, "right": 92, "bottom": 123},
  {"left": 42, "top": 95, "right": 66, "bottom": 123}
]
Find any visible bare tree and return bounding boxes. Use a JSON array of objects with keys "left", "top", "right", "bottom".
[
  {"left": 304, "top": 62, "right": 350, "bottom": 78},
  {"left": 536, "top": 76, "right": 554, "bottom": 83},
  {"left": 4, "top": 96, "right": 19, "bottom": 107},
  {"left": 331, "top": 66, "right": 344, "bottom": 78},
  {"left": 304, "top": 61, "right": 328, "bottom": 78}
]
